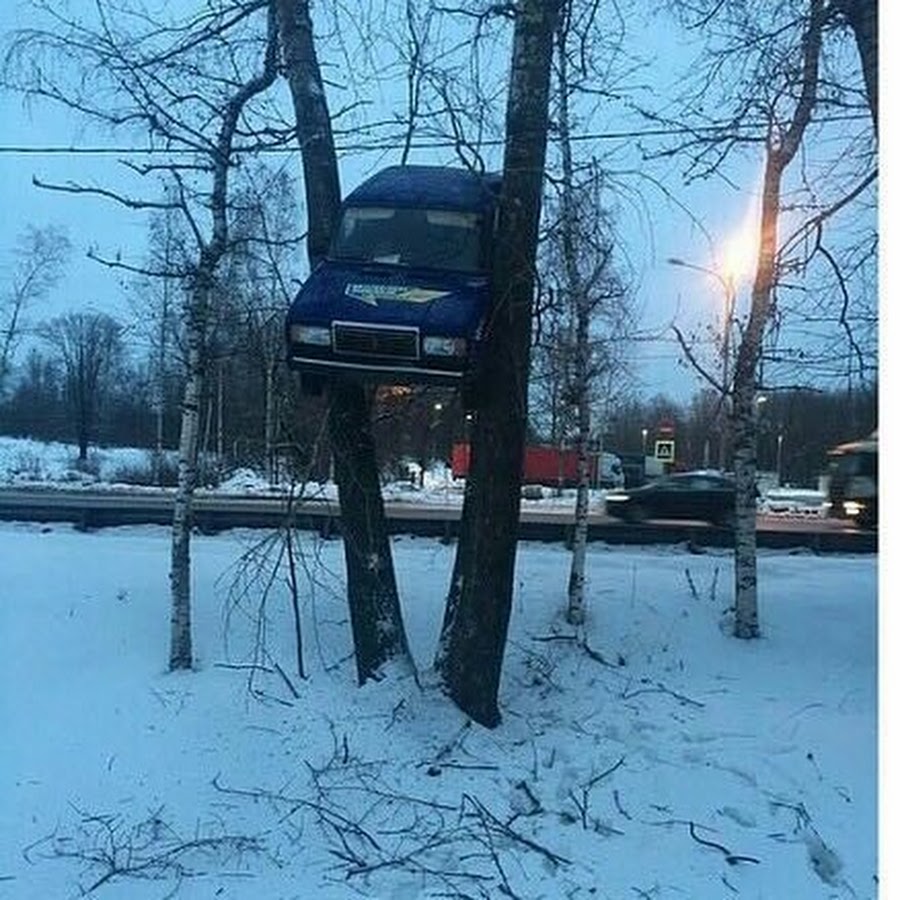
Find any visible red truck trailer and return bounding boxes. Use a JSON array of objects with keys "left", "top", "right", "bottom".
[{"left": 451, "top": 442, "right": 623, "bottom": 488}]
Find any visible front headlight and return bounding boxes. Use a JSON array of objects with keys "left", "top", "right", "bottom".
[
  {"left": 844, "top": 500, "right": 864, "bottom": 517},
  {"left": 290, "top": 324, "right": 331, "bottom": 347},
  {"left": 605, "top": 493, "right": 629, "bottom": 503},
  {"left": 423, "top": 335, "right": 467, "bottom": 357}
]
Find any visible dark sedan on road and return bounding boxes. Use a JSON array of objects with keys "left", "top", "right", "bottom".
[{"left": 603, "top": 471, "right": 737, "bottom": 527}]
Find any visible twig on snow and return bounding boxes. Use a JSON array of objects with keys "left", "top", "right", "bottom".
[
  {"left": 689, "top": 821, "right": 760, "bottom": 866},
  {"left": 614, "top": 789, "right": 632, "bottom": 820},
  {"left": 463, "top": 794, "right": 571, "bottom": 867},
  {"left": 685, "top": 568, "right": 702, "bottom": 601},
  {"left": 622, "top": 681, "right": 705, "bottom": 708}
]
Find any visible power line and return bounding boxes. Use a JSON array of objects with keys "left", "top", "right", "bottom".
[{"left": 0, "top": 115, "right": 869, "bottom": 158}]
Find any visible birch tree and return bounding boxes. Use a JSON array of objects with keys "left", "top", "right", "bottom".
[
  {"left": 663, "top": 0, "right": 877, "bottom": 637},
  {"left": 435, "top": 0, "right": 562, "bottom": 727},
  {"left": 4, "top": 2, "right": 283, "bottom": 669},
  {"left": 168, "top": 33, "right": 278, "bottom": 670},
  {"left": 547, "top": 3, "right": 632, "bottom": 627},
  {"left": 730, "top": 1, "right": 826, "bottom": 637}
]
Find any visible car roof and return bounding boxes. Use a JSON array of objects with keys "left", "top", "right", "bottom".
[
  {"left": 829, "top": 432, "right": 877, "bottom": 456},
  {"left": 343, "top": 165, "right": 501, "bottom": 213},
  {"left": 655, "top": 471, "right": 734, "bottom": 485}
]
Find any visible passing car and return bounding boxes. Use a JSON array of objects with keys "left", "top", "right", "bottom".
[
  {"left": 603, "top": 471, "right": 737, "bottom": 527},
  {"left": 285, "top": 165, "right": 501, "bottom": 402}
]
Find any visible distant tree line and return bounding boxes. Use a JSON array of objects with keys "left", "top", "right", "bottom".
[
  {"left": 601, "top": 386, "right": 877, "bottom": 488},
  {"left": 0, "top": 179, "right": 876, "bottom": 493},
  {"left": 0, "top": 319, "right": 875, "bottom": 490}
]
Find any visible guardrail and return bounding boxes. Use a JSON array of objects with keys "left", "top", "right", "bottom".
[{"left": 0, "top": 486, "right": 876, "bottom": 553}]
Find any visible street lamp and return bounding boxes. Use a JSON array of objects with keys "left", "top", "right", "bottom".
[
  {"left": 667, "top": 256, "right": 738, "bottom": 470},
  {"left": 776, "top": 432, "right": 784, "bottom": 486},
  {"left": 641, "top": 427, "right": 648, "bottom": 456},
  {"left": 667, "top": 256, "right": 737, "bottom": 392}
]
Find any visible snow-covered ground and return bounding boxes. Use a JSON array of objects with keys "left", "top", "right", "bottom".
[
  {"left": 0, "top": 436, "right": 167, "bottom": 487},
  {"left": 0, "top": 434, "right": 879, "bottom": 898}
]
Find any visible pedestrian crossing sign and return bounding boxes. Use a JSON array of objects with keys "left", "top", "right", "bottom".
[{"left": 655, "top": 439, "right": 675, "bottom": 462}]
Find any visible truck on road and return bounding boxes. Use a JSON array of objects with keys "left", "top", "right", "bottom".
[
  {"left": 825, "top": 431, "right": 877, "bottom": 529},
  {"left": 451, "top": 442, "right": 625, "bottom": 490}
]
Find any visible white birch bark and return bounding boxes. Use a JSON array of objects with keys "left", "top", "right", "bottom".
[
  {"left": 731, "top": 0, "right": 824, "bottom": 639},
  {"left": 168, "top": 13, "right": 279, "bottom": 669},
  {"left": 168, "top": 275, "right": 207, "bottom": 669},
  {"left": 555, "top": 14, "right": 592, "bottom": 628}
]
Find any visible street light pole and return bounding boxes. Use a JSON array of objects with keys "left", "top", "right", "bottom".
[
  {"left": 776, "top": 432, "right": 784, "bottom": 486},
  {"left": 667, "top": 256, "right": 736, "bottom": 471},
  {"left": 641, "top": 427, "right": 648, "bottom": 482}
]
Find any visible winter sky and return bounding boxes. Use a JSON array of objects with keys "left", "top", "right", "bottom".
[{"left": 0, "top": 0, "right": 832, "bottom": 403}]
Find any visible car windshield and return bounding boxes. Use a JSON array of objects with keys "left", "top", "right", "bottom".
[{"left": 331, "top": 206, "right": 484, "bottom": 273}]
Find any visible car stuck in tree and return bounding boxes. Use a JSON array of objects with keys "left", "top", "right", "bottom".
[{"left": 285, "top": 165, "right": 501, "bottom": 404}]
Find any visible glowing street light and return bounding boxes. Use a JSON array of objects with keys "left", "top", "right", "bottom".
[{"left": 667, "top": 251, "right": 749, "bottom": 471}]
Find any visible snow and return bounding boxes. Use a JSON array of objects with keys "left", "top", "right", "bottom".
[
  {"left": 0, "top": 434, "right": 881, "bottom": 898},
  {"left": 0, "top": 530, "right": 878, "bottom": 900},
  {"left": 0, "top": 436, "right": 160, "bottom": 487}
]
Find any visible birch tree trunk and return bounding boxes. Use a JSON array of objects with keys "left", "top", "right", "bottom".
[
  {"left": 274, "top": 0, "right": 412, "bottom": 683},
  {"left": 566, "top": 312, "right": 591, "bottom": 626},
  {"left": 168, "top": 16, "right": 279, "bottom": 670},
  {"left": 731, "top": 0, "right": 824, "bottom": 639},
  {"left": 435, "top": 0, "right": 560, "bottom": 727},
  {"left": 556, "top": 17, "right": 591, "bottom": 627},
  {"left": 169, "top": 268, "right": 210, "bottom": 669}
]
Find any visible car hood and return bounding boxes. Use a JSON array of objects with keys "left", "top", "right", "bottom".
[{"left": 287, "top": 260, "right": 491, "bottom": 335}]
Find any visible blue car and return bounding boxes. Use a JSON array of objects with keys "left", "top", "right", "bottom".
[{"left": 285, "top": 165, "right": 501, "bottom": 401}]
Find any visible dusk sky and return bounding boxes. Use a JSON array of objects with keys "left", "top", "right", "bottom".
[{"left": 0, "top": 1, "right": 880, "bottom": 406}]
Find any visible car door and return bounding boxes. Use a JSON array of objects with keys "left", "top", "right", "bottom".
[
  {"left": 652, "top": 476, "right": 692, "bottom": 519},
  {"left": 691, "top": 474, "right": 732, "bottom": 522}
]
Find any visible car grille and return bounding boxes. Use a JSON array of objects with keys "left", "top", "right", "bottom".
[{"left": 333, "top": 323, "right": 419, "bottom": 359}]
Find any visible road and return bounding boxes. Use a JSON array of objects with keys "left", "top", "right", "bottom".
[{"left": 0, "top": 486, "right": 876, "bottom": 553}]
